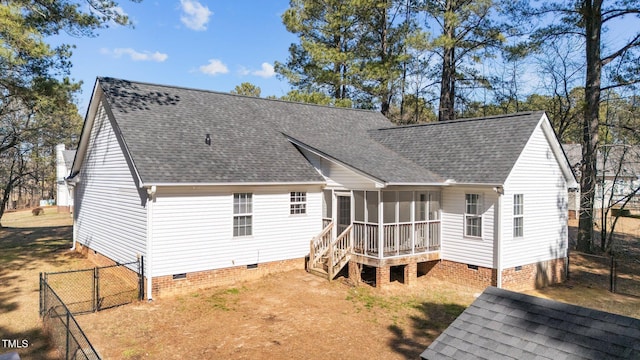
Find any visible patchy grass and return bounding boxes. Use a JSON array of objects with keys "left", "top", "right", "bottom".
[{"left": 2, "top": 210, "right": 638, "bottom": 359}]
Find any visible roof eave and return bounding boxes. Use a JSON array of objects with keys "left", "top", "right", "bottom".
[{"left": 140, "top": 181, "right": 327, "bottom": 188}]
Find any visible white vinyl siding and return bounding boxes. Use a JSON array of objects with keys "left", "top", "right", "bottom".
[
  {"left": 502, "top": 122, "right": 569, "bottom": 268},
  {"left": 441, "top": 187, "right": 496, "bottom": 268},
  {"left": 150, "top": 186, "right": 322, "bottom": 277},
  {"left": 297, "top": 147, "right": 381, "bottom": 190},
  {"left": 74, "top": 102, "right": 147, "bottom": 265}
]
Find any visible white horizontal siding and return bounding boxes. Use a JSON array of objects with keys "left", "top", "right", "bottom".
[
  {"left": 298, "top": 148, "right": 379, "bottom": 190},
  {"left": 151, "top": 185, "right": 323, "bottom": 276},
  {"left": 441, "top": 187, "right": 496, "bottom": 268},
  {"left": 502, "top": 123, "right": 568, "bottom": 268},
  {"left": 74, "top": 102, "right": 147, "bottom": 265}
]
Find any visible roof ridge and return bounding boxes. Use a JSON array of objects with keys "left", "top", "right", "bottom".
[
  {"left": 98, "top": 76, "right": 383, "bottom": 115},
  {"left": 375, "top": 111, "right": 544, "bottom": 131}
]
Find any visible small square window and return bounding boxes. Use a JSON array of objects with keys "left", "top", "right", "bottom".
[{"left": 290, "top": 192, "right": 306, "bottom": 215}]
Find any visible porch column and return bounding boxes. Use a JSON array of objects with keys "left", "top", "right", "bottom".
[
  {"left": 348, "top": 260, "right": 361, "bottom": 285},
  {"left": 378, "top": 190, "right": 383, "bottom": 260},
  {"left": 376, "top": 266, "right": 389, "bottom": 288},
  {"left": 404, "top": 262, "right": 417, "bottom": 286}
]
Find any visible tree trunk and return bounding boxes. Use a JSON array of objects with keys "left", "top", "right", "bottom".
[
  {"left": 577, "top": 0, "right": 603, "bottom": 253},
  {"left": 438, "top": 0, "right": 455, "bottom": 121}
]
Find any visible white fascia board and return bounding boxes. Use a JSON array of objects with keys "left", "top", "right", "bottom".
[
  {"left": 539, "top": 113, "right": 580, "bottom": 189},
  {"left": 140, "top": 181, "right": 326, "bottom": 188},
  {"left": 69, "top": 79, "right": 103, "bottom": 177}
]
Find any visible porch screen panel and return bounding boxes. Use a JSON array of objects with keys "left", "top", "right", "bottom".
[
  {"left": 366, "top": 192, "right": 378, "bottom": 223},
  {"left": 399, "top": 191, "right": 412, "bottom": 223},
  {"left": 354, "top": 191, "right": 365, "bottom": 222},
  {"left": 429, "top": 192, "right": 440, "bottom": 220},
  {"left": 415, "top": 192, "right": 427, "bottom": 221},
  {"left": 383, "top": 191, "right": 396, "bottom": 223}
]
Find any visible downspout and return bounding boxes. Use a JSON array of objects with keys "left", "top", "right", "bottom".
[
  {"left": 67, "top": 177, "right": 78, "bottom": 251},
  {"left": 146, "top": 185, "right": 157, "bottom": 301},
  {"left": 494, "top": 186, "right": 504, "bottom": 288}
]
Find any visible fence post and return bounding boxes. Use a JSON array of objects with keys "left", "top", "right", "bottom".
[
  {"left": 609, "top": 255, "right": 617, "bottom": 293},
  {"left": 65, "top": 311, "right": 70, "bottom": 360},
  {"left": 94, "top": 267, "right": 100, "bottom": 312},
  {"left": 39, "top": 272, "right": 43, "bottom": 317}
]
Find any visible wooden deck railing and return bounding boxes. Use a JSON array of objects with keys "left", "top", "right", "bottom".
[{"left": 353, "top": 221, "right": 440, "bottom": 258}]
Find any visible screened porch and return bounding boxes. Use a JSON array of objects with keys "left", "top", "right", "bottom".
[{"left": 322, "top": 189, "right": 441, "bottom": 260}]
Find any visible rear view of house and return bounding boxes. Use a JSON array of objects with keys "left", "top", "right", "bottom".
[{"left": 68, "top": 77, "right": 578, "bottom": 298}]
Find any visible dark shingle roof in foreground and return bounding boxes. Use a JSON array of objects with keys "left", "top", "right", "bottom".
[{"left": 420, "top": 287, "right": 640, "bottom": 360}]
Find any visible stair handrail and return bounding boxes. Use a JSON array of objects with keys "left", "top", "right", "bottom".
[
  {"left": 310, "top": 221, "right": 334, "bottom": 268},
  {"left": 328, "top": 224, "right": 353, "bottom": 279}
]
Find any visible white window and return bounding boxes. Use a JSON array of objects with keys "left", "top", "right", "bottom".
[
  {"left": 233, "top": 193, "right": 252, "bottom": 237},
  {"left": 465, "top": 194, "right": 482, "bottom": 238},
  {"left": 290, "top": 192, "right": 306, "bottom": 215},
  {"left": 513, "top": 194, "right": 523, "bottom": 238}
]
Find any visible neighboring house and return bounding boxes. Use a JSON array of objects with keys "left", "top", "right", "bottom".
[
  {"left": 69, "top": 77, "right": 578, "bottom": 298},
  {"left": 564, "top": 143, "right": 640, "bottom": 219},
  {"left": 420, "top": 286, "right": 640, "bottom": 359},
  {"left": 56, "top": 144, "right": 76, "bottom": 213}
]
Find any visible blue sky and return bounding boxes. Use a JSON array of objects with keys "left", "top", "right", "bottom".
[{"left": 54, "top": 1, "right": 296, "bottom": 114}]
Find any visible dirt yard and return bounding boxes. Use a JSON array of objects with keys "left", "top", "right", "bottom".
[
  {"left": 0, "top": 208, "right": 94, "bottom": 359},
  {"left": 1, "top": 209, "right": 639, "bottom": 359}
]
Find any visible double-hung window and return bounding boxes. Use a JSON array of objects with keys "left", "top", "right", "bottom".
[
  {"left": 513, "top": 194, "right": 524, "bottom": 238},
  {"left": 465, "top": 194, "right": 482, "bottom": 238},
  {"left": 290, "top": 192, "right": 306, "bottom": 214},
  {"left": 233, "top": 193, "right": 252, "bottom": 237}
]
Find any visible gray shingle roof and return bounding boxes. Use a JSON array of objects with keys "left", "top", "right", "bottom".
[
  {"left": 420, "top": 287, "right": 640, "bottom": 360},
  {"left": 369, "top": 112, "right": 545, "bottom": 184},
  {"left": 98, "top": 77, "right": 440, "bottom": 185},
  {"left": 95, "top": 78, "right": 550, "bottom": 186}
]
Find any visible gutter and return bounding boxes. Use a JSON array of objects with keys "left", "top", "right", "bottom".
[{"left": 139, "top": 181, "right": 326, "bottom": 187}]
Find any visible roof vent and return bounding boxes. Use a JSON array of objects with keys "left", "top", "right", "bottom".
[{"left": 205, "top": 134, "right": 211, "bottom": 146}]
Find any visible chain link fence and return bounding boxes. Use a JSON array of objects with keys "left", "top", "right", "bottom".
[
  {"left": 569, "top": 252, "right": 640, "bottom": 297},
  {"left": 40, "top": 280, "right": 101, "bottom": 360},
  {"left": 39, "top": 258, "right": 144, "bottom": 359},
  {"left": 41, "top": 259, "right": 143, "bottom": 315}
]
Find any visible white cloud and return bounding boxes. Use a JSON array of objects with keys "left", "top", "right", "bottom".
[
  {"left": 179, "top": 0, "right": 212, "bottom": 31},
  {"left": 102, "top": 48, "right": 168, "bottom": 62},
  {"left": 199, "top": 59, "right": 229, "bottom": 75},
  {"left": 251, "top": 62, "right": 275, "bottom": 78}
]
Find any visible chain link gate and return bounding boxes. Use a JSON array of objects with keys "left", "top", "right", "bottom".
[{"left": 39, "top": 257, "right": 144, "bottom": 359}]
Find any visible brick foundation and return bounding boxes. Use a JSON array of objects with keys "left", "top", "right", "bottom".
[
  {"left": 501, "top": 258, "right": 566, "bottom": 291},
  {"left": 151, "top": 258, "right": 304, "bottom": 297},
  {"left": 425, "top": 260, "right": 497, "bottom": 289},
  {"left": 75, "top": 242, "right": 122, "bottom": 267},
  {"left": 415, "top": 258, "right": 566, "bottom": 291},
  {"left": 75, "top": 242, "right": 306, "bottom": 298}
]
